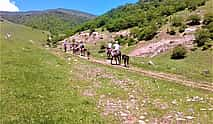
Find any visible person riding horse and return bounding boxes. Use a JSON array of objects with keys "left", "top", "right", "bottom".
[
  {"left": 106, "top": 41, "right": 113, "bottom": 59},
  {"left": 110, "top": 41, "right": 121, "bottom": 65},
  {"left": 79, "top": 41, "right": 86, "bottom": 56},
  {"left": 63, "top": 40, "right": 67, "bottom": 52}
]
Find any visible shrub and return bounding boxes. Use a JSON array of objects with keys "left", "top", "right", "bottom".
[
  {"left": 100, "top": 44, "right": 106, "bottom": 49},
  {"left": 202, "top": 43, "right": 212, "bottom": 51},
  {"left": 171, "top": 45, "right": 187, "bottom": 59},
  {"left": 98, "top": 44, "right": 106, "bottom": 53},
  {"left": 203, "top": 13, "right": 213, "bottom": 25},
  {"left": 167, "top": 28, "right": 176, "bottom": 35},
  {"left": 195, "top": 29, "right": 210, "bottom": 47},
  {"left": 127, "top": 38, "right": 137, "bottom": 46},
  {"left": 179, "top": 24, "right": 187, "bottom": 33},
  {"left": 137, "top": 25, "right": 157, "bottom": 40},
  {"left": 171, "top": 16, "right": 183, "bottom": 27},
  {"left": 187, "top": 14, "right": 201, "bottom": 25}
]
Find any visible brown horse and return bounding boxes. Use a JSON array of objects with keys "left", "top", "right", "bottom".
[
  {"left": 111, "top": 50, "right": 121, "bottom": 65},
  {"left": 122, "top": 54, "right": 129, "bottom": 67}
]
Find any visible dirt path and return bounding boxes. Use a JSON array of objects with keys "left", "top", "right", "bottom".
[
  {"left": 50, "top": 48, "right": 212, "bottom": 92},
  {"left": 78, "top": 56, "right": 213, "bottom": 92}
]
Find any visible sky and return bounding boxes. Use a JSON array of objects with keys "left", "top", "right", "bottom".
[{"left": 0, "top": 0, "right": 138, "bottom": 15}]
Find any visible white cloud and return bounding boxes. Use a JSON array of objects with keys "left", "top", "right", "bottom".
[{"left": 0, "top": 0, "right": 19, "bottom": 12}]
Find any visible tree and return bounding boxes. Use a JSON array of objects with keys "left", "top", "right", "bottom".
[{"left": 171, "top": 45, "right": 187, "bottom": 59}]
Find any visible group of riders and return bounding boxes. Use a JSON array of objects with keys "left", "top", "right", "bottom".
[{"left": 63, "top": 40, "right": 129, "bottom": 67}]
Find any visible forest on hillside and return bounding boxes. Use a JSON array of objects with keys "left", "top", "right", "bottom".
[{"left": 67, "top": 0, "right": 208, "bottom": 40}]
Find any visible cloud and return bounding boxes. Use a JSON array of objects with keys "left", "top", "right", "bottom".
[{"left": 0, "top": 0, "right": 19, "bottom": 12}]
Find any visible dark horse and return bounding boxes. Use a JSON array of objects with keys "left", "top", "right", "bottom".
[
  {"left": 106, "top": 48, "right": 112, "bottom": 59},
  {"left": 111, "top": 50, "right": 121, "bottom": 65},
  {"left": 122, "top": 55, "right": 129, "bottom": 67}
]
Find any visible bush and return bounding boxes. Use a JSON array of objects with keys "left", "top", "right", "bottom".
[
  {"left": 127, "top": 38, "right": 137, "bottom": 46},
  {"left": 187, "top": 14, "right": 201, "bottom": 25},
  {"left": 171, "top": 16, "right": 183, "bottom": 27},
  {"left": 195, "top": 29, "right": 210, "bottom": 47},
  {"left": 203, "top": 13, "right": 213, "bottom": 25},
  {"left": 171, "top": 45, "right": 187, "bottom": 59},
  {"left": 202, "top": 43, "right": 212, "bottom": 51},
  {"left": 179, "top": 24, "right": 187, "bottom": 33},
  {"left": 167, "top": 28, "right": 176, "bottom": 35},
  {"left": 137, "top": 25, "right": 157, "bottom": 40}
]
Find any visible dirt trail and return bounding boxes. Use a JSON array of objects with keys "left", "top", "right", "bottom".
[
  {"left": 50, "top": 48, "right": 212, "bottom": 92},
  {"left": 78, "top": 56, "right": 213, "bottom": 92}
]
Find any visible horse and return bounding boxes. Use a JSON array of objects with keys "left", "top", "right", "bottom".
[
  {"left": 80, "top": 48, "right": 87, "bottom": 56},
  {"left": 71, "top": 43, "right": 80, "bottom": 55},
  {"left": 106, "top": 48, "right": 112, "bottom": 59},
  {"left": 111, "top": 50, "right": 121, "bottom": 65},
  {"left": 122, "top": 55, "right": 129, "bottom": 67}
]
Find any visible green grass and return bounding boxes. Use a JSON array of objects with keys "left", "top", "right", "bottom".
[
  {"left": 0, "top": 21, "right": 105, "bottom": 124},
  {"left": 64, "top": 54, "right": 213, "bottom": 123},
  {"left": 84, "top": 40, "right": 213, "bottom": 83},
  {"left": 1, "top": 20, "right": 213, "bottom": 124},
  {"left": 131, "top": 49, "right": 213, "bottom": 83}
]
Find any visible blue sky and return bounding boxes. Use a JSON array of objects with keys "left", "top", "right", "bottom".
[{"left": 8, "top": 0, "right": 138, "bottom": 15}]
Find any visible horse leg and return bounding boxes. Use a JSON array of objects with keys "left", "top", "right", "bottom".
[
  {"left": 115, "top": 56, "right": 118, "bottom": 65},
  {"left": 118, "top": 55, "right": 121, "bottom": 65},
  {"left": 111, "top": 56, "right": 113, "bottom": 65},
  {"left": 123, "top": 58, "right": 126, "bottom": 67}
]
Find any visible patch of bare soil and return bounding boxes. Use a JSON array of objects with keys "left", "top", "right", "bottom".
[
  {"left": 129, "top": 26, "right": 200, "bottom": 57},
  {"left": 61, "top": 29, "right": 130, "bottom": 44}
]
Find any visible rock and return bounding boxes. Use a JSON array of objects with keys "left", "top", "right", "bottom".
[
  {"left": 185, "top": 116, "right": 195, "bottom": 120},
  {"left": 74, "top": 59, "right": 78, "bottom": 62},
  {"left": 120, "top": 112, "right": 128, "bottom": 117},
  {"left": 176, "top": 118, "right": 186, "bottom": 121},
  {"left": 200, "top": 108, "right": 207, "bottom": 111},
  {"left": 208, "top": 108, "right": 213, "bottom": 111},
  {"left": 140, "top": 116, "right": 145, "bottom": 120},
  {"left": 138, "top": 120, "right": 146, "bottom": 124},
  {"left": 172, "top": 99, "right": 177, "bottom": 105},
  {"left": 202, "top": 69, "right": 210, "bottom": 75},
  {"left": 148, "top": 60, "right": 155, "bottom": 66},
  {"left": 68, "top": 58, "right": 71, "bottom": 61}
]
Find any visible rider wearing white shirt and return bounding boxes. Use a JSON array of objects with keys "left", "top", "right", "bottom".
[
  {"left": 108, "top": 42, "right": 112, "bottom": 49},
  {"left": 113, "top": 41, "right": 120, "bottom": 51}
]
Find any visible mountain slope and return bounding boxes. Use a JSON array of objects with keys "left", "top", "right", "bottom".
[
  {"left": 0, "top": 8, "right": 96, "bottom": 35},
  {"left": 68, "top": 0, "right": 206, "bottom": 38}
]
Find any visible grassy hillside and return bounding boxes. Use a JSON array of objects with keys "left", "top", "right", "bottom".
[
  {"left": 68, "top": 0, "right": 207, "bottom": 39},
  {"left": 0, "top": 21, "right": 104, "bottom": 123},
  {"left": 82, "top": 0, "right": 213, "bottom": 83},
  {"left": 0, "top": 8, "right": 95, "bottom": 35},
  {"left": 0, "top": 21, "right": 213, "bottom": 123}
]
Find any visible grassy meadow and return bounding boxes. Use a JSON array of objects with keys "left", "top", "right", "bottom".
[{"left": 0, "top": 21, "right": 105, "bottom": 124}]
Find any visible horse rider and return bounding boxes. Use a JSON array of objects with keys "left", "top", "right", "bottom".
[
  {"left": 79, "top": 41, "right": 85, "bottom": 56},
  {"left": 112, "top": 41, "right": 121, "bottom": 56},
  {"left": 63, "top": 40, "right": 67, "bottom": 52}
]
